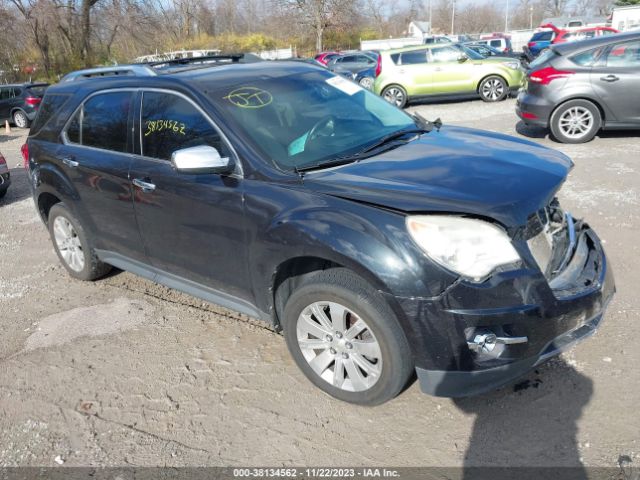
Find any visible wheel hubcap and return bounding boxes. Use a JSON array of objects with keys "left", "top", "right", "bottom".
[
  {"left": 559, "top": 107, "right": 594, "bottom": 139},
  {"left": 482, "top": 79, "right": 504, "bottom": 101},
  {"left": 53, "top": 217, "right": 85, "bottom": 272},
  {"left": 296, "top": 301, "right": 382, "bottom": 392},
  {"left": 384, "top": 88, "right": 405, "bottom": 107}
]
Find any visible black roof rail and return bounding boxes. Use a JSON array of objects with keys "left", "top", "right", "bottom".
[
  {"left": 144, "top": 53, "right": 263, "bottom": 70},
  {"left": 60, "top": 65, "right": 157, "bottom": 82}
]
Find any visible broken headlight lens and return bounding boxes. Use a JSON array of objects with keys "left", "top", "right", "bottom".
[{"left": 406, "top": 215, "right": 521, "bottom": 281}]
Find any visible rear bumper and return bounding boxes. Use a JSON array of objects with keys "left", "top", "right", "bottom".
[
  {"left": 385, "top": 224, "right": 615, "bottom": 397},
  {"left": 516, "top": 90, "right": 553, "bottom": 128}
]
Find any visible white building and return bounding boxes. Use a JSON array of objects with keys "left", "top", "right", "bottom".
[{"left": 611, "top": 6, "right": 640, "bottom": 32}]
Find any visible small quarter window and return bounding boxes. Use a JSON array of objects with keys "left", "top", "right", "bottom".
[{"left": 140, "top": 92, "right": 230, "bottom": 162}]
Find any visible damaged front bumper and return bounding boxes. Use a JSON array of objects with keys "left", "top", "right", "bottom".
[{"left": 386, "top": 220, "right": 615, "bottom": 398}]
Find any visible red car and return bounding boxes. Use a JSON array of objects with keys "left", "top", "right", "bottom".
[
  {"left": 527, "top": 24, "right": 619, "bottom": 57},
  {"left": 314, "top": 51, "right": 340, "bottom": 65}
]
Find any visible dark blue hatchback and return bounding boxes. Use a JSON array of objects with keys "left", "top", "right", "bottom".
[{"left": 24, "top": 56, "right": 614, "bottom": 405}]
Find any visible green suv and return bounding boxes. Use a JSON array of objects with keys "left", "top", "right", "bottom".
[{"left": 373, "top": 44, "right": 525, "bottom": 108}]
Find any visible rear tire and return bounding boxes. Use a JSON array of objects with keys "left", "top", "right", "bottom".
[
  {"left": 382, "top": 85, "right": 408, "bottom": 109},
  {"left": 13, "top": 110, "right": 30, "bottom": 129},
  {"left": 550, "top": 99, "right": 601, "bottom": 144},
  {"left": 479, "top": 75, "right": 508, "bottom": 102},
  {"left": 282, "top": 268, "right": 413, "bottom": 406},
  {"left": 48, "top": 203, "right": 111, "bottom": 281}
]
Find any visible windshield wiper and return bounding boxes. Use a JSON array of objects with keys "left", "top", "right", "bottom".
[{"left": 295, "top": 120, "right": 443, "bottom": 174}]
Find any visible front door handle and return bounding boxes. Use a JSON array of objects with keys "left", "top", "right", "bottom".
[
  {"left": 62, "top": 157, "right": 79, "bottom": 168},
  {"left": 132, "top": 178, "right": 156, "bottom": 193},
  {"left": 600, "top": 74, "right": 619, "bottom": 82}
]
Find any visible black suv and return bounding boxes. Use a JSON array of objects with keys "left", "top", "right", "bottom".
[
  {"left": 25, "top": 56, "right": 614, "bottom": 405},
  {"left": 0, "top": 83, "right": 48, "bottom": 128}
]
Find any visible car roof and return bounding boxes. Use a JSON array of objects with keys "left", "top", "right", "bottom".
[
  {"left": 46, "top": 60, "right": 327, "bottom": 96},
  {"left": 384, "top": 43, "right": 452, "bottom": 54},
  {"left": 552, "top": 30, "right": 640, "bottom": 55}
]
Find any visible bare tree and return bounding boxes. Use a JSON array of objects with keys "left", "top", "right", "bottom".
[{"left": 274, "top": 0, "right": 358, "bottom": 51}]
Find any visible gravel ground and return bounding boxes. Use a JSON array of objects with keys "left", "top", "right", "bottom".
[{"left": 0, "top": 99, "right": 638, "bottom": 468}]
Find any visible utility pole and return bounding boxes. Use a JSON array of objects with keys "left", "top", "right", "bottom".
[
  {"left": 451, "top": 0, "right": 455, "bottom": 35},
  {"left": 429, "top": 0, "right": 433, "bottom": 34},
  {"left": 530, "top": 6, "right": 534, "bottom": 30},
  {"left": 505, "top": 0, "right": 510, "bottom": 32}
]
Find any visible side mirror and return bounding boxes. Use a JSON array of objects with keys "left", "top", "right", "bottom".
[
  {"left": 171, "top": 145, "right": 234, "bottom": 175},
  {"left": 458, "top": 54, "right": 469, "bottom": 63}
]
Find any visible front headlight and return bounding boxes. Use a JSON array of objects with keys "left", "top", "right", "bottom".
[
  {"left": 406, "top": 215, "right": 521, "bottom": 281},
  {"left": 503, "top": 61, "right": 520, "bottom": 70}
]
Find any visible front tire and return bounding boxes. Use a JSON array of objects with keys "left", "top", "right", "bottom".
[
  {"left": 282, "top": 268, "right": 413, "bottom": 406},
  {"left": 550, "top": 99, "right": 601, "bottom": 144},
  {"left": 479, "top": 75, "right": 508, "bottom": 102},
  {"left": 13, "top": 110, "right": 30, "bottom": 129},
  {"left": 48, "top": 203, "right": 111, "bottom": 281},
  {"left": 382, "top": 85, "right": 408, "bottom": 109}
]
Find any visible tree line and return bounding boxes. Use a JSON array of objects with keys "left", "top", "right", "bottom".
[{"left": 0, "top": 0, "right": 626, "bottom": 82}]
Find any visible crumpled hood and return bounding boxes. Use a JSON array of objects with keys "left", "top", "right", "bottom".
[{"left": 303, "top": 125, "right": 573, "bottom": 227}]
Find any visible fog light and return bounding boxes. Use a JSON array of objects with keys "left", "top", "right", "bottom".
[{"left": 466, "top": 328, "right": 529, "bottom": 356}]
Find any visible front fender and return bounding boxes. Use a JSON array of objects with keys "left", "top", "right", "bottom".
[{"left": 245, "top": 185, "right": 459, "bottom": 322}]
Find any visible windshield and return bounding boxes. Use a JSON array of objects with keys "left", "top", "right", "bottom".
[
  {"left": 208, "top": 70, "right": 415, "bottom": 171},
  {"left": 532, "top": 31, "right": 554, "bottom": 42},
  {"left": 459, "top": 45, "right": 485, "bottom": 60}
]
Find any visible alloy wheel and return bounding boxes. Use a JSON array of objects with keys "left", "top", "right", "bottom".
[
  {"left": 558, "top": 106, "right": 594, "bottom": 140},
  {"left": 296, "top": 301, "right": 382, "bottom": 392},
  {"left": 481, "top": 78, "right": 505, "bottom": 101},
  {"left": 359, "top": 77, "right": 373, "bottom": 90},
  {"left": 13, "top": 111, "right": 28, "bottom": 128},
  {"left": 53, "top": 216, "right": 85, "bottom": 272},
  {"left": 383, "top": 87, "right": 405, "bottom": 107}
]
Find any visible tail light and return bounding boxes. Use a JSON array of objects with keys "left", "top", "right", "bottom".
[
  {"left": 528, "top": 42, "right": 536, "bottom": 48},
  {"left": 21, "top": 143, "right": 29, "bottom": 170},
  {"left": 0, "top": 153, "right": 6, "bottom": 167},
  {"left": 529, "top": 67, "right": 574, "bottom": 85},
  {"left": 375, "top": 55, "right": 382, "bottom": 77},
  {"left": 25, "top": 96, "right": 41, "bottom": 106}
]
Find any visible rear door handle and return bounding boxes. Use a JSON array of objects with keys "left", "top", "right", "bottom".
[
  {"left": 62, "top": 157, "right": 79, "bottom": 168},
  {"left": 132, "top": 178, "right": 156, "bottom": 193},
  {"left": 600, "top": 75, "right": 619, "bottom": 82}
]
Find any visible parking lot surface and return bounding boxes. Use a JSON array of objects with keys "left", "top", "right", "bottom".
[{"left": 0, "top": 98, "right": 638, "bottom": 468}]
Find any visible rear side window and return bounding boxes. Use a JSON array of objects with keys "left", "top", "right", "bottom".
[
  {"left": 400, "top": 50, "right": 428, "bottom": 65},
  {"left": 13, "top": 88, "right": 22, "bottom": 97},
  {"left": 140, "top": 92, "right": 230, "bottom": 161},
  {"left": 490, "top": 40, "right": 502, "bottom": 48},
  {"left": 30, "top": 93, "right": 70, "bottom": 134},
  {"left": 390, "top": 53, "right": 401, "bottom": 65},
  {"left": 65, "top": 91, "right": 132, "bottom": 153}
]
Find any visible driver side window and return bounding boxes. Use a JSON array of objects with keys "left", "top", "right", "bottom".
[{"left": 141, "top": 91, "right": 230, "bottom": 161}]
